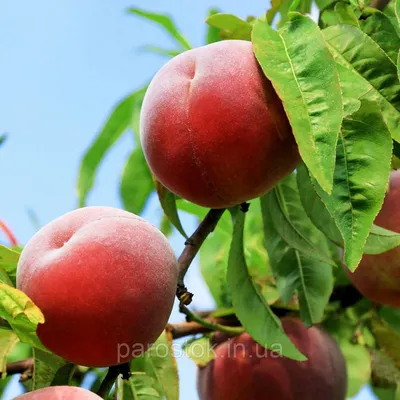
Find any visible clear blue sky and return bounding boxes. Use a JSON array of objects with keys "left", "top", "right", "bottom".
[{"left": 0, "top": 1, "right": 374, "bottom": 398}]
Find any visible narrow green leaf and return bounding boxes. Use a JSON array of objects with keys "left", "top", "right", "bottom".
[
  {"left": 396, "top": 0, "right": 400, "bottom": 23},
  {"left": 0, "top": 267, "right": 13, "bottom": 286},
  {"left": 205, "top": 8, "right": 222, "bottom": 43},
  {"left": 335, "top": 2, "right": 360, "bottom": 26},
  {"left": 261, "top": 177, "right": 334, "bottom": 326},
  {"left": 206, "top": 14, "right": 252, "bottom": 40},
  {"left": 51, "top": 363, "right": 76, "bottom": 386},
  {"left": 77, "top": 89, "right": 146, "bottom": 207},
  {"left": 360, "top": 9, "right": 400, "bottom": 64},
  {"left": 0, "top": 134, "right": 7, "bottom": 147},
  {"left": 227, "top": 207, "right": 305, "bottom": 361},
  {"left": 323, "top": 25, "right": 400, "bottom": 141},
  {"left": 120, "top": 147, "right": 153, "bottom": 215},
  {"left": 398, "top": 50, "right": 400, "bottom": 82},
  {"left": 0, "top": 283, "right": 47, "bottom": 351},
  {"left": 200, "top": 220, "right": 232, "bottom": 308},
  {"left": 153, "top": 180, "right": 187, "bottom": 238},
  {"left": 297, "top": 162, "right": 400, "bottom": 255},
  {"left": 0, "top": 245, "right": 20, "bottom": 265},
  {"left": 143, "top": 331, "right": 179, "bottom": 400},
  {"left": 312, "top": 100, "right": 393, "bottom": 270},
  {"left": 141, "top": 46, "right": 181, "bottom": 58},
  {"left": 32, "top": 349, "right": 67, "bottom": 390},
  {"left": 127, "top": 9, "right": 191, "bottom": 50},
  {"left": 0, "top": 330, "right": 18, "bottom": 377},
  {"left": 184, "top": 337, "right": 215, "bottom": 367},
  {"left": 266, "top": 0, "right": 285, "bottom": 25},
  {"left": 118, "top": 374, "right": 161, "bottom": 400},
  {"left": 252, "top": 15, "right": 343, "bottom": 194},
  {"left": 266, "top": 177, "right": 337, "bottom": 267}
]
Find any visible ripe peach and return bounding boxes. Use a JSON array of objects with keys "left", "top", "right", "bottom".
[
  {"left": 16, "top": 386, "right": 102, "bottom": 399},
  {"left": 140, "top": 40, "right": 299, "bottom": 209},
  {"left": 344, "top": 170, "right": 400, "bottom": 307},
  {"left": 197, "top": 318, "right": 347, "bottom": 400},
  {"left": 16, "top": 206, "right": 178, "bottom": 367}
]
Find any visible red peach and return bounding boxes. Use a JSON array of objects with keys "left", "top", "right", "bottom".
[
  {"left": 140, "top": 40, "right": 299, "bottom": 209},
  {"left": 15, "top": 386, "right": 102, "bottom": 399},
  {"left": 197, "top": 317, "right": 347, "bottom": 400},
  {"left": 344, "top": 170, "right": 400, "bottom": 307},
  {"left": 16, "top": 206, "right": 177, "bottom": 367}
]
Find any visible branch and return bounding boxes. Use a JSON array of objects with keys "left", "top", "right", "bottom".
[
  {"left": 97, "top": 362, "right": 130, "bottom": 398},
  {"left": 6, "top": 358, "right": 33, "bottom": 379},
  {"left": 176, "top": 208, "right": 225, "bottom": 305},
  {"left": 368, "top": 0, "right": 391, "bottom": 10},
  {"left": 179, "top": 304, "right": 244, "bottom": 335}
]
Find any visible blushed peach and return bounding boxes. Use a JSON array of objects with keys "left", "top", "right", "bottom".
[
  {"left": 197, "top": 318, "right": 347, "bottom": 400},
  {"left": 344, "top": 170, "right": 400, "bottom": 307},
  {"left": 16, "top": 386, "right": 102, "bottom": 399},
  {"left": 140, "top": 40, "right": 299, "bottom": 209},
  {"left": 17, "top": 206, "right": 177, "bottom": 367}
]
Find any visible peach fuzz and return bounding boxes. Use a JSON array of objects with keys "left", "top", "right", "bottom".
[
  {"left": 197, "top": 318, "right": 347, "bottom": 400},
  {"left": 344, "top": 170, "right": 400, "bottom": 307},
  {"left": 140, "top": 40, "right": 299, "bottom": 209},
  {"left": 16, "top": 206, "right": 178, "bottom": 367},
  {"left": 15, "top": 386, "right": 102, "bottom": 399}
]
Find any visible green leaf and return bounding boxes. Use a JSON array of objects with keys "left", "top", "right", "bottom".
[
  {"left": 0, "top": 330, "right": 19, "bottom": 378},
  {"left": 32, "top": 349, "right": 67, "bottom": 390},
  {"left": 77, "top": 89, "right": 146, "bottom": 207},
  {"left": 311, "top": 100, "right": 393, "bottom": 270},
  {"left": 261, "top": 177, "right": 334, "bottom": 326},
  {"left": 206, "top": 14, "right": 253, "bottom": 40},
  {"left": 130, "top": 330, "right": 179, "bottom": 400},
  {"left": 200, "top": 220, "right": 232, "bottom": 308},
  {"left": 205, "top": 8, "right": 222, "bottom": 43},
  {"left": 0, "top": 133, "right": 7, "bottom": 147},
  {"left": 117, "top": 374, "right": 161, "bottom": 400},
  {"left": 252, "top": 15, "right": 342, "bottom": 194},
  {"left": 153, "top": 180, "right": 187, "bottom": 239},
  {"left": 51, "top": 363, "right": 76, "bottom": 386},
  {"left": 335, "top": 2, "right": 360, "bottom": 26},
  {"left": 297, "top": 162, "right": 400, "bottom": 255},
  {"left": 227, "top": 207, "right": 305, "bottom": 361},
  {"left": 127, "top": 8, "right": 191, "bottom": 50},
  {"left": 0, "top": 267, "right": 13, "bottom": 286},
  {"left": 184, "top": 337, "right": 215, "bottom": 367},
  {"left": 371, "top": 350, "right": 400, "bottom": 393},
  {"left": 398, "top": 50, "right": 400, "bottom": 82},
  {"left": 141, "top": 46, "right": 182, "bottom": 58},
  {"left": 120, "top": 147, "right": 153, "bottom": 215},
  {"left": 396, "top": 0, "right": 400, "bottom": 23},
  {"left": 379, "top": 306, "right": 400, "bottom": 332},
  {"left": 0, "top": 245, "right": 20, "bottom": 265},
  {"left": 323, "top": 24, "right": 400, "bottom": 141},
  {"left": 265, "top": 176, "right": 337, "bottom": 266},
  {"left": 0, "top": 283, "right": 47, "bottom": 352},
  {"left": 360, "top": 9, "right": 400, "bottom": 64}
]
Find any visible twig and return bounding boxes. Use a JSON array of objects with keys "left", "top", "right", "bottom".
[
  {"left": 179, "top": 304, "right": 244, "bottom": 335},
  {"left": 97, "top": 363, "right": 130, "bottom": 399},
  {"left": 6, "top": 358, "right": 34, "bottom": 378},
  {"left": 368, "top": 0, "right": 391, "bottom": 10},
  {"left": 176, "top": 208, "right": 225, "bottom": 305}
]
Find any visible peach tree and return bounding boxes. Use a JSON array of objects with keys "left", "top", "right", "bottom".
[{"left": 1, "top": 0, "right": 400, "bottom": 398}]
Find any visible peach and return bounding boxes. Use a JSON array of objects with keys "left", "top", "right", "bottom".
[
  {"left": 140, "top": 40, "right": 299, "bottom": 209},
  {"left": 197, "top": 318, "right": 347, "bottom": 400},
  {"left": 344, "top": 170, "right": 400, "bottom": 307},
  {"left": 15, "top": 386, "right": 102, "bottom": 399},
  {"left": 16, "top": 206, "right": 178, "bottom": 367}
]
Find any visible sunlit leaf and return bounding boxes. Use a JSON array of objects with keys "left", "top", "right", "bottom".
[
  {"left": 127, "top": 9, "right": 191, "bottom": 50},
  {"left": 206, "top": 14, "right": 253, "bottom": 40},
  {"left": 253, "top": 15, "right": 342, "bottom": 194}
]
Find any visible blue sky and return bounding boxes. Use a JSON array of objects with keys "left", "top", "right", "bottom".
[{"left": 0, "top": 1, "right": 375, "bottom": 399}]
